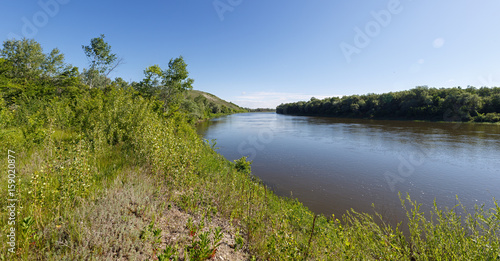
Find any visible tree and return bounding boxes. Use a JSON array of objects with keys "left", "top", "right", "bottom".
[
  {"left": 111, "top": 77, "right": 130, "bottom": 89},
  {"left": 82, "top": 34, "right": 122, "bottom": 88},
  {"left": 0, "top": 38, "right": 79, "bottom": 100},
  {"left": 1, "top": 38, "right": 45, "bottom": 80},
  {"left": 42, "top": 48, "right": 66, "bottom": 78},
  {"left": 136, "top": 64, "right": 163, "bottom": 97},
  {"left": 136, "top": 56, "right": 194, "bottom": 112},
  {"left": 161, "top": 56, "right": 194, "bottom": 109}
]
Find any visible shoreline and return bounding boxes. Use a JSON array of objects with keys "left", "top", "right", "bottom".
[{"left": 276, "top": 112, "right": 500, "bottom": 125}]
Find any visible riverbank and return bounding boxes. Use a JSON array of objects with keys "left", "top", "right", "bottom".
[
  {"left": 0, "top": 89, "right": 252, "bottom": 260},
  {"left": 194, "top": 111, "right": 247, "bottom": 124},
  {"left": 276, "top": 112, "right": 500, "bottom": 125},
  {"left": 1, "top": 88, "right": 499, "bottom": 260},
  {"left": 276, "top": 86, "right": 500, "bottom": 123}
]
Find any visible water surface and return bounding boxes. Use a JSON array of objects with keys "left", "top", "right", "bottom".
[{"left": 197, "top": 113, "right": 500, "bottom": 225}]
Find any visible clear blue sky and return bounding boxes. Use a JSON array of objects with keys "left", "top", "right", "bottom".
[{"left": 2, "top": 0, "right": 499, "bottom": 108}]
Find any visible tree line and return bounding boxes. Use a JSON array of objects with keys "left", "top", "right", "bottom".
[
  {"left": 244, "top": 108, "right": 276, "bottom": 112},
  {"left": 0, "top": 36, "right": 245, "bottom": 124},
  {"left": 276, "top": 86, "right": 500, "bottom": 122}
]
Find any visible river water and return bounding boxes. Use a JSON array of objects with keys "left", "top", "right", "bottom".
[{"left": 197, "top": 112, "right": 500, "bottom": 225}]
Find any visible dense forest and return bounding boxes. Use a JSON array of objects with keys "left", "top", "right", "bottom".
[
  {"left": 1, "top": 37, "right": 499, "bottom": 260},
  {"left": 276, "top": 86, "right": 500, "bottom": 122}
]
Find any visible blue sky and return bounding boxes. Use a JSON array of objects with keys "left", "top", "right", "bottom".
[{"left": 1, "top": 0, "right": 500, "bottom": 108}]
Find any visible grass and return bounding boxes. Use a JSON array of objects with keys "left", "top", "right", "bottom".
[
  {"left": 1, "top": 88, "right": 499, "bottom": 260},
  {"left": 186, "top": 90, "right": 244, "bottom": 112}
]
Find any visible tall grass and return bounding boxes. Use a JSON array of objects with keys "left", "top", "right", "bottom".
[{"left": 1, "top": 88, "right": 499, "bottom": 260}]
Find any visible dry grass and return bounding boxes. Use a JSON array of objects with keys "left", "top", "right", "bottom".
[{"left": 38, "top": 165, "right": 248, "bottom": 260}]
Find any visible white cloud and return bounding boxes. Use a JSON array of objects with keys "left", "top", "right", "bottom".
[
  {"left": 433, "top": 38, "right": 445, "bottom": 48},
  {"left": 233, "top": 92, "right": 341, "bottom": 109}
]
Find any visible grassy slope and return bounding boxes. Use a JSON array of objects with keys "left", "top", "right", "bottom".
[
  {"left": 186, "top": 90, "right": 244, "bottom": 112},
  {"left": 1, "top": 89, "right": 499, "bottom": 260}
]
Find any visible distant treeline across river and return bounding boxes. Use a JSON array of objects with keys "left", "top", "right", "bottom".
[{"left": 276, "top": 86, "right": 500, "bottom": 123}]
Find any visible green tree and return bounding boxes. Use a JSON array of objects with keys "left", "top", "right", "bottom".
[
  {"left": 111, "top": 77, "right": 130, "bottom": 89},
  {"left": 1, "top": 39, "right": 70, "bottom": 80},
  {"left": 277, "top": 86, "right": 500, "bottom": 122},
  {"left": 137, "top": 56, "right": 194, "bottom": 112},
  {"left": 161, "top": 56, "right": 194, "bottom": 110},
  {"left": 1, "top": 38, "right": 46, "bottom": 80},
  {"left": 137, "top": 64, "right": 163, "bottom": 97},
  {"left": 0, "top": 39, "right": 79, "bottom": 100},
  {"left": 43, "top": 48, "right": 67, "bottom": 78},
  {"left": 82, "top": 34, "right": 122, "bottom": 88}
]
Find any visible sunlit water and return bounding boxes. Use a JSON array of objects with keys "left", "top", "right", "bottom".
[{"left": 197, "top": 112, "right": 500, "bottom": 226}]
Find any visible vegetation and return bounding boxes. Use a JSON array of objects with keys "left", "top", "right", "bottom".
[
  {"left": 1, "top": 37, "right": 499, "bottom": 260},
  {"left": 182, "top": 90, "right": 247, "bottom": 122},
  {"left": 244, "top": 108, "right": 276, "bottom": 113},
  {"left": 277, "top": 86, "right": 500, "bottom": 123},
  {"left": 81, "top": 34, "right": 123, "bottom": 89}
]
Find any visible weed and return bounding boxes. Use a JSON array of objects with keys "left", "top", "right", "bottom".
[
  {"left": 185, "top": 227, "right": 223, "bottom": 261},
  {"left": 157, "top": 245, "right": 179, "bottom": 261}
]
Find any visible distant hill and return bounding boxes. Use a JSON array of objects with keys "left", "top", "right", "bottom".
[
  {"left": 186, "top": 90, "right": 245, "bottom": 112},
  {"left": 181, "top": 90, "right": 247, "bottom": 121}
]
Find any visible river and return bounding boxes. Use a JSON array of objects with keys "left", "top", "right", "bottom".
[{"left": 196, "top": 112, "right": 500, "bottom": 226}]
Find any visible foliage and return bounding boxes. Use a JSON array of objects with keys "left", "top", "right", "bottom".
[
  {"left": 1, "top": 38, "right": 46, "bottom": 80},
  {"left": 234, "top": 156, "right": 252, "bottom": 174},
  {"left": 0, "top": 39, "right": 81, "bottom": 102},
  {"left": 163, "top": 56, "right": 194, "bottom": 106},
  {"left": 185, "top": 226, "right": 223, "bottom": 260},
  {"left": 181, "top": 90, "right": 247, "bottom": 122},
  {"left": 244, "top": 107, "right": 276, "bottom": 112},
  {"left": 277, "top": 86, "right": 500, "bottom": 122},
  {"left": 82, "top": 34, "right": 117, "bottom": 74},
  {"left": 0, "top": 97, "right": 13, "bottom": 129},
  {"left": 157, "top": 245, "right": 179, "bottom": 261},
  {"left": 81, "top": 34, "right": 121, "bottom": 88},
  {"left": 136, "top": 64, "right": 163, "bottom": 97},
  {"left": 1, "top": 38, "right": 70, "bottom": 80},
  {"left": 1, "top": 38, "right": 499, "bottom": 260},
  {"left": 135, "top": 56, "right": 194, "bottom": 113}
]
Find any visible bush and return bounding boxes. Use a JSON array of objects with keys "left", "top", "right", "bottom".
[
  {"left": 234, "top": 156, "right": 252, "bottom": 174},
  {"left": 0, "top": 97, "right": 13, "bottom": 128}
]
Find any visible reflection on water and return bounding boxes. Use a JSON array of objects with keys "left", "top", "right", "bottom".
[{"left": 197, "top": 112, "right": 500, "bottom": 226}]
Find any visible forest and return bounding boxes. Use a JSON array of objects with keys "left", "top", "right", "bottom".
[{"left": 276, "top": 86, "right": 500, "bottom": 122}]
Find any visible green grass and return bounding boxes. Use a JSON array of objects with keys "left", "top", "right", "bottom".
[
  {"left": 1, "top": 88, "right": 499, "bottom": 260},
  {"left": 186, "top": 90, "right": 244, "bottom": 112}
]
